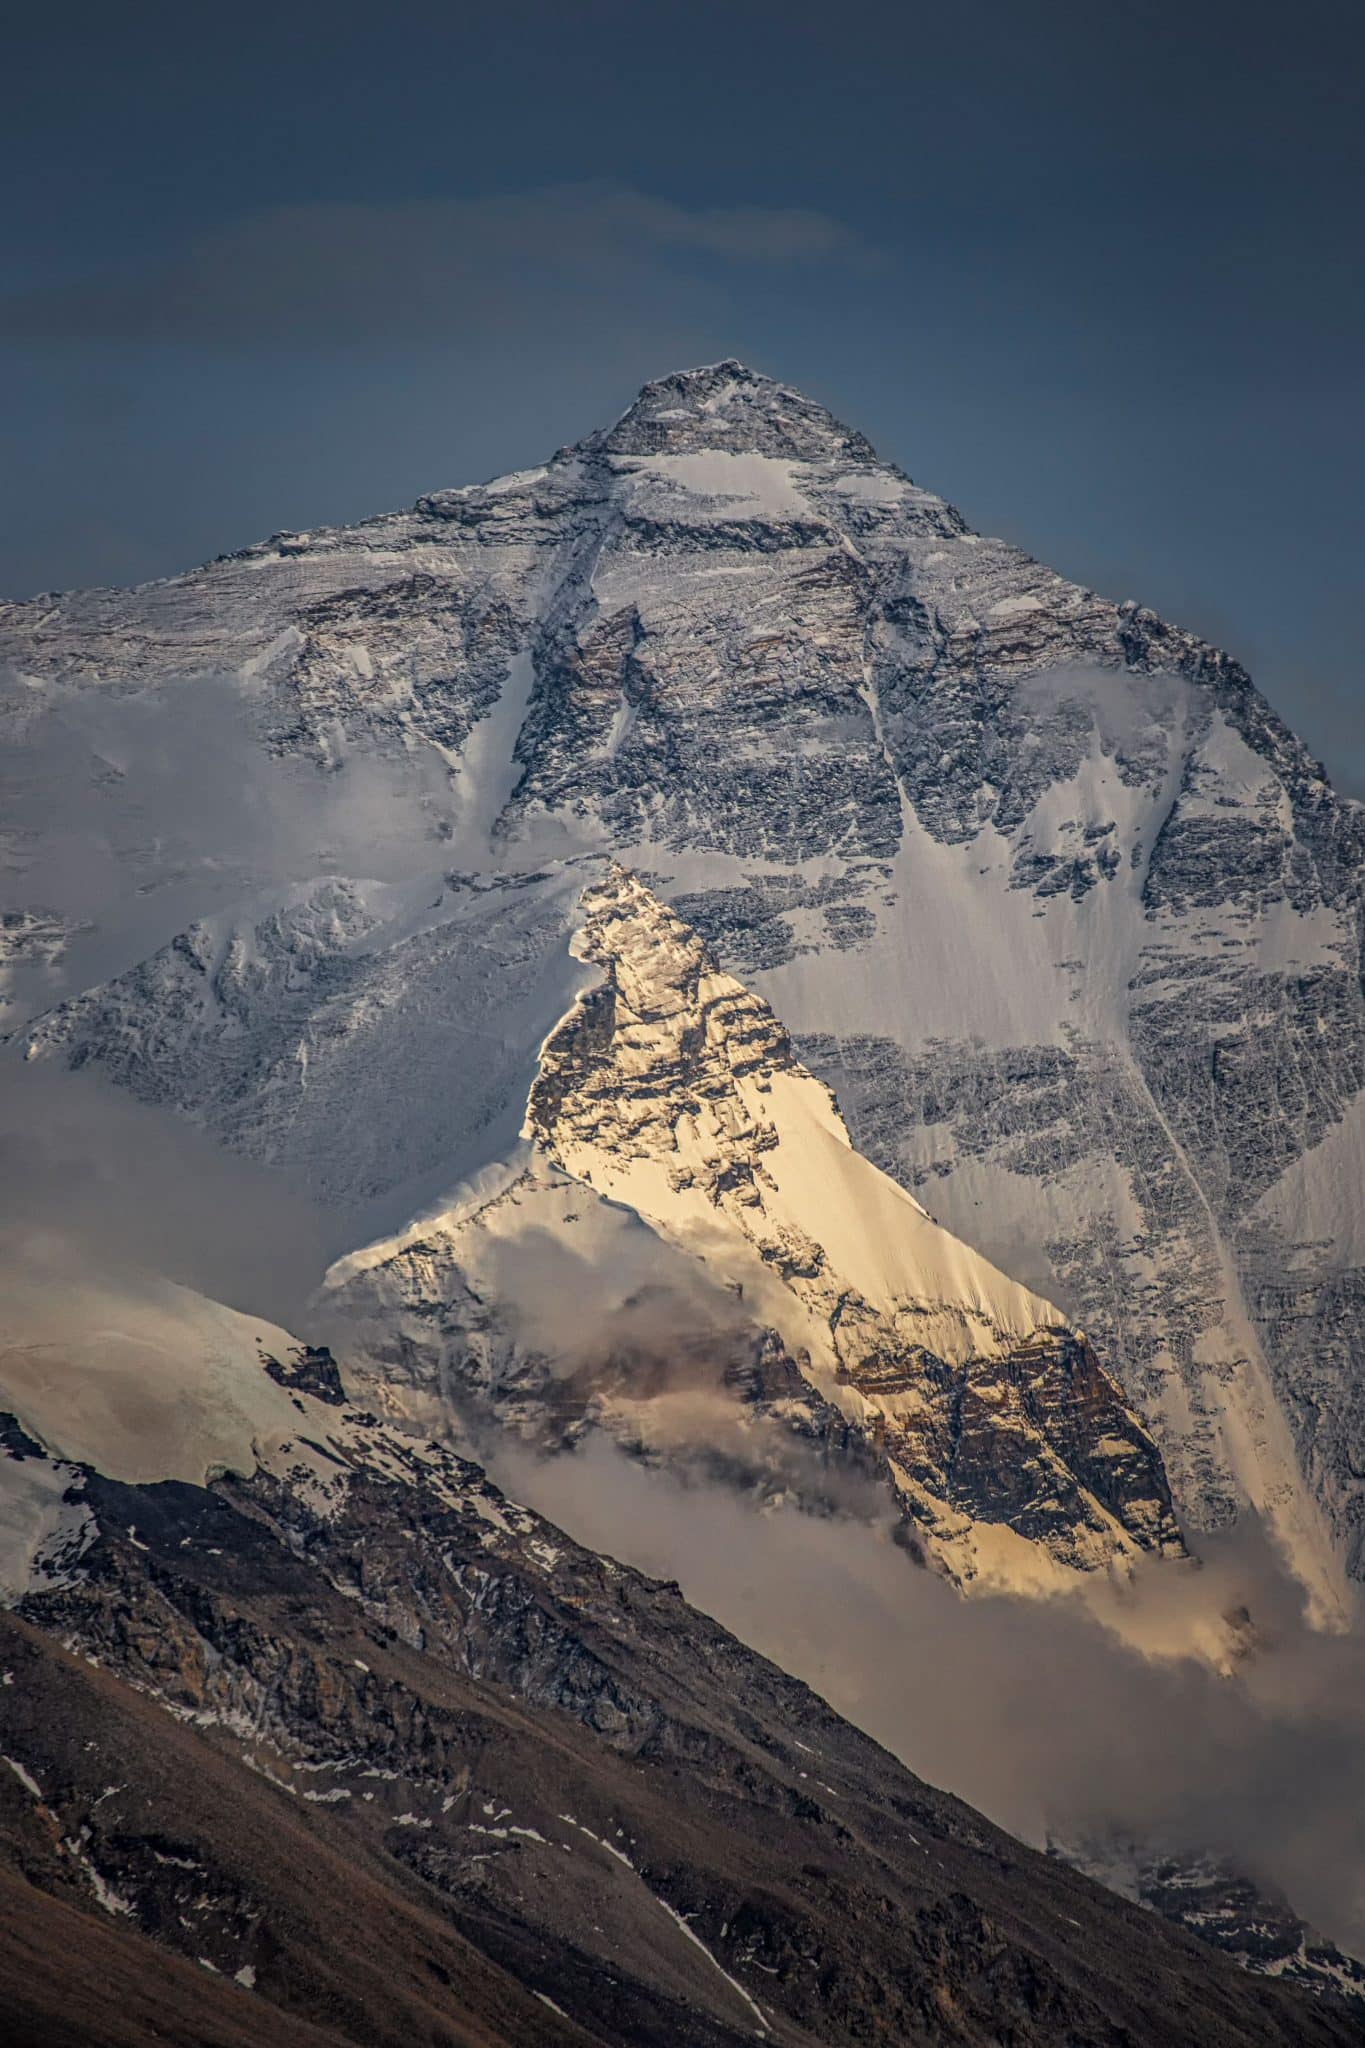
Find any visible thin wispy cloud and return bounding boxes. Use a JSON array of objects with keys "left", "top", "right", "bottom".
[{"left": 0, "top": 184, "right": 871, "bottom": 349}]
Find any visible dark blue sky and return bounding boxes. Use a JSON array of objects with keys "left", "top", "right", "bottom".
[{"left": 4, "top": 0, "right": 1361, "bottom": 787}]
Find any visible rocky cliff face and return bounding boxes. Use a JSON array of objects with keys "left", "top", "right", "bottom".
[
  {"left": 4, "top": 360, "right": 1359, "bottom": 1615},
  {"left": 256, "top": 856, "right": 1188, "bottom": 1598}
]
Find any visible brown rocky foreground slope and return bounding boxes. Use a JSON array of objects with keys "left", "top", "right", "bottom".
[{"left": 1, "top": 1388, "right": 1357, "bottom": 2048}]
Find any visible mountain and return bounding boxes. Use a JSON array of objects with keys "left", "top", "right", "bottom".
[
  {"left": 4, "top": 359, "right": 1365, "bottom": 2029},
  {"left": 3, "top": 360, "right": 1360, "bottom": 1624},
  {"left": 19, "top": 849, "right": 1182, "bottom": 1595}
]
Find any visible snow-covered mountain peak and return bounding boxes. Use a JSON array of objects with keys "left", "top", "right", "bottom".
[
  {"left": 590, "top": 359, "right": 879, "bottom": 464},
  {"left": 532, "top": 865, "right": 1068, "bottom": 1361},
  {"left": 517, "top": 866, "right": 1185, "bottom": 1586},
  {"left": 3, "top": 363, "right": 1362, "bottom": 1617},
  {"left": 9, "top": 368, "right": 1365, "bottom": 2037}
]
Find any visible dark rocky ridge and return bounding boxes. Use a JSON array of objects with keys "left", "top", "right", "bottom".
[{"left": 2, "top": 1402, "right": 1356, "bottom": 2048}]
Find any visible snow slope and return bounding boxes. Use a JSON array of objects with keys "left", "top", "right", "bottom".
[
  {"left": 0, "top": 1263, "right": 325, "bottom": 1486},
  {"left": 22, "top": 863, "right": 599, "bottom": 1237}
]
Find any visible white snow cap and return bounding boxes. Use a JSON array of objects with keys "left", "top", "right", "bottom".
[{"left": 595, "top": 360, "right": 879, "bottom": 464}]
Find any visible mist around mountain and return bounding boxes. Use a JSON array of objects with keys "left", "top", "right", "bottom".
[{"left": 3, "top": 363, "right": 1364, "bottom": 2039}]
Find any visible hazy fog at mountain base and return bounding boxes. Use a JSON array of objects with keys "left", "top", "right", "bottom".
[
  {"left": 488, "top": 1430, "right": 1365, "bottom": 1955},
  {"left": 0, "top": 1059, "right": 346, "bottom": 1334}
]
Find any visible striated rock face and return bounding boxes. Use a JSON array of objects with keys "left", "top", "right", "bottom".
[
  {"left": 1, "top": 1394, "right": 1354, "bottom": 2048},
  {"left": 5, "top": 358, "right": 1363, "bottom": 1611}
]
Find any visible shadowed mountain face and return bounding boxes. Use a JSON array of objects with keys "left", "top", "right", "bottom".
[{"left": 1, "top": 1393, "right": 1357, "bottom": 2048}]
